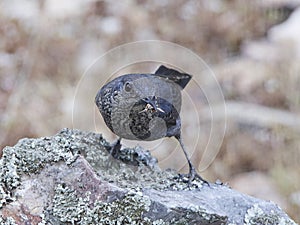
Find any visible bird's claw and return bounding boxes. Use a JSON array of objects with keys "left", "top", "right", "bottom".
[
  {"left": 188, "top": 167, "right": 210, "bottom": 187},
  {"left": 109, "top": 138, "right": 122, "bottom": 159}
]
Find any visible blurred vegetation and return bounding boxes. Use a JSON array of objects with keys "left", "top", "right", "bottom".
[{"left": 0, "top": 0, "right": 299, "bottom": 222}]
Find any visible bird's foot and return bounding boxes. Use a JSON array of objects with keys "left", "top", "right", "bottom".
[
  {"left": 103, "top": 138, "right": 122, "bottom": 169},
  {"left": 188, "top": 167, "right": 210, "bottom": 187},
  {"left": 108, "top": 138, "right": 122, "bottom": 159}
]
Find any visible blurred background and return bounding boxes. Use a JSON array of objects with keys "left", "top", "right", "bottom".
[{"left": 0, "top": 0, "right": 300, "bottom": 222}]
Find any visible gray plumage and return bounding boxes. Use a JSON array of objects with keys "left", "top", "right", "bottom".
[{"left": 95, "top": 65, "right": 208, "bottom": 184}]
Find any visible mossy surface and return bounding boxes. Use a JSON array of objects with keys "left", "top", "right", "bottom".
[
  {"left": 0, "top": 129, "right": 297, "bottom": 225},
  {"left": 244, "top": 204, "right": 297, "bottom": 225},
  {"left": 49, "top": 183, "right": 227, "bottom": 225},
  {"left": 0, "top": 129, "right": 207, "bottom": 224},
  {"left": 0, "top": 128, "right": 203, "bottom": 199},
  {"left": 0, "top": 216, "right": 18, "bottom": 225},
  {"left": 49, "top": 184, "right": 164, "bottom": 225},
  {"left": 0, "top": 129, "right": 84, "bottom": 207}
]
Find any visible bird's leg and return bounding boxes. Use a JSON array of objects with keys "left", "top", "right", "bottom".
[
  {"left": 103, "top": 137, "right": 122, "bottom": 169},
  {"left": 109, "top": 137, "right": 122, "bottom": 159},
  {"left": 175, "top": 135, "right": 209, "bottom": 186}
]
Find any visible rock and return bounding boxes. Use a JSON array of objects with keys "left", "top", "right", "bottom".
[{"left": 0, "top": 128, "right": 297, "bottom": 224}]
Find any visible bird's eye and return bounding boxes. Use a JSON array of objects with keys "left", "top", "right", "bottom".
[{"left": 124, "top": 81, "right": 132, "bottom": 92}]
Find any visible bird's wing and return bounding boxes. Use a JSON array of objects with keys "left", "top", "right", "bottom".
[
  {"left": 154, "top": 65, "right": 192, "bottom": 89},
  {"left": 156, "top": 97, "right": 179, "bottom": 126}
]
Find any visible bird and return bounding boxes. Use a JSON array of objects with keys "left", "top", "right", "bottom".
[{"left": 95, "top": 65, "right": 208, "bottom": 185}]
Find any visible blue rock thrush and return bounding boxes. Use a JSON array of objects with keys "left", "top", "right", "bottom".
[{"left": 95, "top": 65, "right": 208, "bottom": 185}]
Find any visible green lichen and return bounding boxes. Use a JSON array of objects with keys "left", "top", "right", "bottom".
[
  {"left": 0, "top": 128, "right": 203, "bottom": 210},
  {"left": 50, "top": 183, "right": 165, "bottom": 225},
  {"left": 0, "top": 150, "right": 20, "bottom": 192},
  {"left": 0, "top": 130, "right": 79, "bottom": 188},
  {"left": 1, "top": 129, "right": 293, "bottom": 224},
  {"left": 0, "top": 216, "right": 17, "bottom": 225},
  {"left": 0, "top": 129, "right": 102, "bottom": 208},
  {"left": 84, "top": 143, "right": 205, "bottom": 192},
  {"left": 244, "top": 204, "right": 297, "bottom": 225},
  {"left": 52, "top": 184, "right": 90, "bottom": 223}
]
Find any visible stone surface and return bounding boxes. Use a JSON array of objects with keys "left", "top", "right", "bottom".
[{"left": 0, "top": 128, "right": 297, "bottom": 225}]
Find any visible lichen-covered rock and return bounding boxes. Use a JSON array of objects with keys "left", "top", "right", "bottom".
[{"left": 0, "top": 128, "right": 297, "bottom": 224}]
